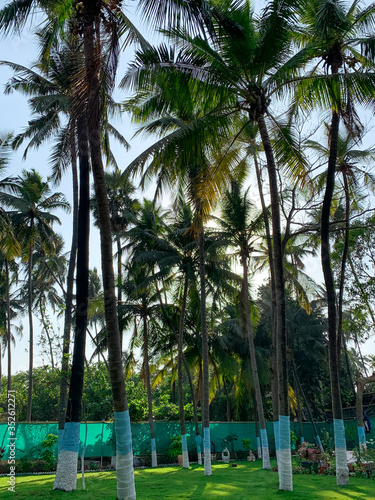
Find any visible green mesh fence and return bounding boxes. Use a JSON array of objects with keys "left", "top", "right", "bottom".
[{"left": 0, "top": 419, "right": 373, "bottom": 460}]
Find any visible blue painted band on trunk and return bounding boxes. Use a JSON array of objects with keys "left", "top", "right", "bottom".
[
  {"left": 260, "top": 428, "right": 268, "bottom": 448},
  {"left": 114, "top": 410, "right": 133, "bottom": 456},
  {"left": 279, "top": 415, "right": 290, "bottom": 450},
  {"left": 301, "top": 437, "right": 304, "bottom": 444},
  {"left": 196, "top": 435, "right": 201, "bottom": 453},
  {"left": 203, "top": 427, "right": 210, "bottom": 450},
  {"left": 358, "top": 426, "right": 366, "bottom": 444},
  {"left": 334, "top": 419, "right": 346, "bottom": 449},
  {"left": 151, "top": 438, "right": 156, "bottom": 452},
  {"left": 273, "top": 420, "right": 280, "bottom": 451},
  {"left": 316, "top": 435, "right": 322, "bottom": 449},
  {"left": 181, "top": 434, "right": 188, "bottom": 452},
  {"left": 257, "top": 436, "right": 261, "bottom": 449},
  {"left": 59, "top": 422, "right": 80, "bottom": 453}
]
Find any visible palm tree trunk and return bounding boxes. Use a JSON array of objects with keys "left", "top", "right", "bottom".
[
  {"left": 26, "top": 244, "right": 33, "bottom": 423},
  {"left": 337, "top": 172, "right": 356, "bottom": 397},
  {"left": 39, "top": 301, "right": 55, "bottom": 369},
  {"left": 117, "top": 237, "right": 123, "bottom": 352},
  {"left": 198, "top": 228, "right": 212, "bottom": 476},
  {"left": 254, "top": 155, "right": 279, "bottom": 420},
  {"left": 5, "top": 259, "right": 12, "bottom": 406},
  {"left": 143, "top": 314, "right": 157, "bottom": 467},
  {"left": 242, "top": 259, "right": 270, "bottom": 469},
  {"left": 321, "top": 108, "right": 348, "bottom": 485},
  {"left": 54, "top": 115, "right": 90, "bottom": 492},
  {"left": 178, "top": 275, "right": 190, "bottom": 468},
  {"left": 155, "top": 281, "right": 201, "bottom": 462},
  {"left": 82, "top": 10, "right": 135, "bottom": 499},
  {"left": 257, "top": 113, "right": 291, "bottom": 490},
  {"left": 57, "top": 141, "right": 78, "bottom": 432}
]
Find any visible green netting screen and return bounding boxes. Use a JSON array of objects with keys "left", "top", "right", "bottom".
[{"left": 0, "top": 419, "right": 373, "bottom": 460}]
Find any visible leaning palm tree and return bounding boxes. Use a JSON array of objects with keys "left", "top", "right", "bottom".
[
  {"left": 294, "top": 0, "right": 375, "bottom": 484},
  {"left": 217, "top": 180, "right": 271, "bottom": 469},
  {"left": 0, "top": 169, "right": 69, "bottom": 421}
]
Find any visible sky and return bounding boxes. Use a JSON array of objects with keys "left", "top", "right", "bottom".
[{"left": 0, "top": 1, "right": 374, "bottom": 376}]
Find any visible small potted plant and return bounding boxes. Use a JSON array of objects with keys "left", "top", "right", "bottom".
[
  {"left": 242, "top": 439, "right": 255, "bottom": 461},
  {"left": 168, "top": 435, "right": 183, "bottom": 466}
]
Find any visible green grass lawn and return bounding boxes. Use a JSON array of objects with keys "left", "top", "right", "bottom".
[{"left": 1, "top": 462, "right": 374, "bottom": 499}]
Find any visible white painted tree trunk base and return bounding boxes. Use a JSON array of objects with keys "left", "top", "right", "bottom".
[
  {"left": 182, "top": 449, "right": 190, "bottom": 468},
  {"left": 53, "top": 450, "right": 78, "bottom": 491},
  {"left": 262, "top": 446, "right": 271, "bottom": 470},
  {"left": 278, "top": 448, "right": 293, "bottom": 491},
  {"left": 116, "top": 452, "right": 136, "bottom": 500},
  {"left": 203, "top": 447, "right": 212, "bottom": 475},
  {"left": 336, "top": 448, "right": 349, "bottom": 486},
  {"left": 151, "top": 449, "right": 158, "bottom": 468},
  {"left": 198, "top": 452, "right": 202, "bottom": 465}
]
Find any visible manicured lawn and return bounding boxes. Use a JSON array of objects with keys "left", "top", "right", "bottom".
[{"left": 1, "top": 462, "right": 374, "bottom": 499}]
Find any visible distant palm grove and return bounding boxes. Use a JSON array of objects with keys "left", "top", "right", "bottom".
[{"left": 0, "top": 0, "right": 375, "bottom": 497}]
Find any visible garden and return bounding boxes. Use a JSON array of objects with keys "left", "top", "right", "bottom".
[
  {"left": 1, "top": 0, "right": 375, "bottom": 499},
  {"left": 1, "top": 462, "right": 375, "bottom": 500}
]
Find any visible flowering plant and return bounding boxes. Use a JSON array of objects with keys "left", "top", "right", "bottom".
[
  {"left": 298, "top": 442, "right": 323, "bottom": 462},
  {"left": 0, "top": 447, "right": 5, "bottom": 459}
]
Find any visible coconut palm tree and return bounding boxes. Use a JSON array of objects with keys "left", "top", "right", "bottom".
[
  {"left": 0, "top": 169, "right": 69, "bottom": 421},
  {"left": 217, "top": 180, "right": 271, "bottom": 469},
  {"left": 294, "top": 0, "right": 375, "bottom": 484}
]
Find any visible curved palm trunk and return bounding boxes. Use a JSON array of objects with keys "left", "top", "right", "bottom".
[
  {"left": 337, "top": 172, "right": 355, "bottom": 397},
  {"left": 143, "top": 314, "right": 157, "bottom": 467},
  {"left": 254, "top": 155, "right": 279, "bottom": 466},
  {"left": 321, "top": 109, "right": 348, "bottom": 486},
  {"left": 39, "top": 301, "right": 55, "bottom": 369},
  {"left": 54, "top": 116, "right": 90, "bottom": 492},
  {"left": 26, "top": 244, "right": 34, "bottom": 422},
  {"left": 178, "top": 276, "right": 190, "bottom": 468},
  {"left": 257, "top": 114, "right": 291, "bottom": 490},
  {"left": 242, "top": 259, "right": 270, "bottom": 469},
  {"left": 156, "top": 283, "right": 201, "bottom": 463},
  {"left": 198, "top": 228, "right": 212, "bottom": 476},
  {"left": 57, "top": 142, "right": 79, "bottom": 432},
  {"left": 82, "top": 10, "right": 135, "bottom": 499}
]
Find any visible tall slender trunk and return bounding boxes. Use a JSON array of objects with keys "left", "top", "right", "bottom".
[
  {"left": 337, "top": 172, "right": 356, "bottom": 397},
  {"left": 58, "top": 142, "right": 79, "bottom": 430},
  {"left": 39, "top": 301, "right": 55, "bottom": 369},
  {"left": 82, "top": 10, "right": 135, "bottom": 499},
  {"left": 321, "top": 108, "right": 348, "bottom": 485},
  {"left": 337, "top": 172, "right": 350, "bottom": 372},
  {"left": 242, "top": 258, "right": 270, "bottom": 469},
  {"left": 117, "top": 237, "right": 123, "bottom": 352},
  {"left": 26, "top": 243, "right": 34, "bottom": 422},
  {"left": 198, "top": 228, "right": 212, "bottom": 476},
  {"left": 54, "top": 115, "right": 90, "bottom": 492},
  {"left": 178, "top": 276, "right": 190, "bottom": 467},
  {"left": 155, "top": 281, "right": 200, "bottom": 457},
  {"left": 5, "top": 259, "right": 12, "bottom": 407},
  {"left": 143, "top": 314, "right": 157, "bottom": 467},
  {"left": 257, "top": 113, "right": 291, "bottom": 490},
  {"left": 254, "top": 155, "right": 278, "bottom": 420}
]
